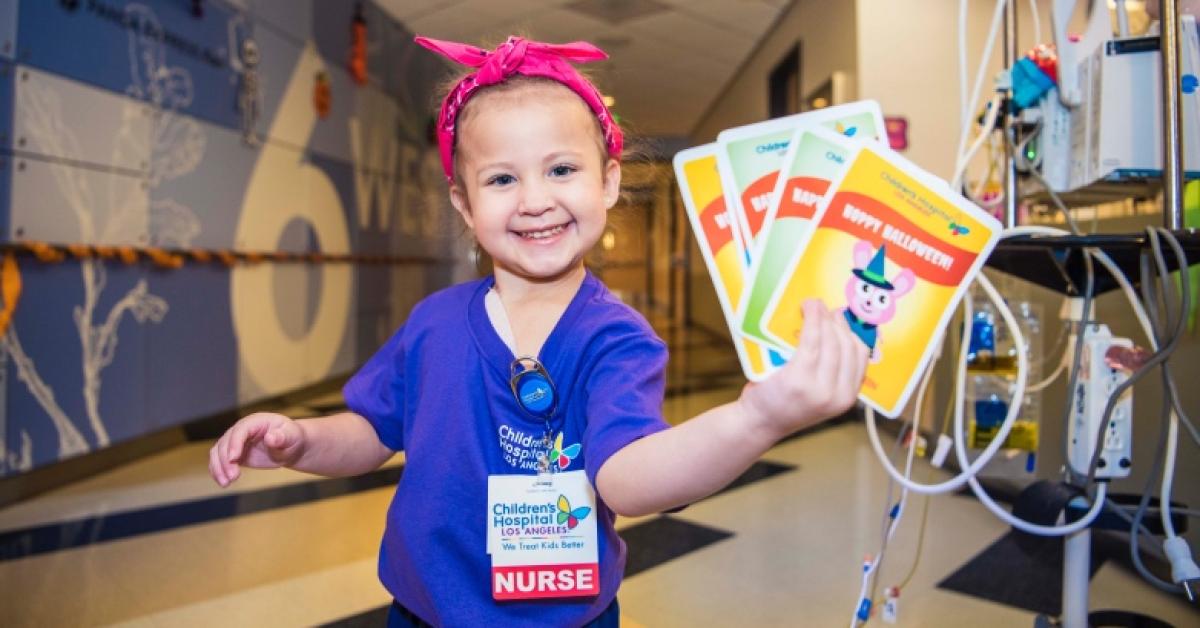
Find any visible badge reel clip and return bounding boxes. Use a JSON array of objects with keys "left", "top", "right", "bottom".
[{"left": 509, "top": 357, "right": 558, "bottom": 486}]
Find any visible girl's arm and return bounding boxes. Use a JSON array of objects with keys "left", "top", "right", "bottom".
[
  {"left": 209, "top": 411, "right": 395, "bottom": 487},
  {"left": 596, "top": 300, "right": 868, "bottom": 516}
]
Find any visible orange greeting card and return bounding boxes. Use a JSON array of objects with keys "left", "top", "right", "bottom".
[
  {"left": 760, "top": 142, "right": 1002, "bottom": 417},
  {"left": 673, "top": 145, "right": 777, "bottom": 380}
]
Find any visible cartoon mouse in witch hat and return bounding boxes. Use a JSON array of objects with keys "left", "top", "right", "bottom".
[{"left": 842, "top": 240, "right": 915, "bottom": 363}]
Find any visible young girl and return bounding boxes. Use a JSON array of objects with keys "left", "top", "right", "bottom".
[{"left": 208, "top": 35, "right": 868, "bottom": 627}]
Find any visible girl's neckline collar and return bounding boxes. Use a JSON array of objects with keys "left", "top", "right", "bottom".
[{"left": 466, "top": 271, "right": 599, "bottom": 381}]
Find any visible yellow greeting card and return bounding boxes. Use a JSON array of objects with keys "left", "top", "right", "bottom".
[
  {"left": 760, "top": 143, "right": 1002, "bottom": 417},
  {"left": 673, "top": 145, "right": 777, "bottom": 380}
]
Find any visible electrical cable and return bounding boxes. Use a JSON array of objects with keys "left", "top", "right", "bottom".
[
  {"left": 1112, "top": 503, "right": 1200, "bottom": 521},
  {"left": 1008, "top": 227, "right": 1194, "bottom": 453},
  {"left": 1017, "top": 148, "right": 1083, "bottom": 235},
  {"left": 955, "top": 0, "right": 1008, "bottom": 177},
  {"left": 970, "top": 129, "right": 1006, "bottom": 202},
  {"left": 948, "top": 0, "right": 1196, "bottom": 597},
  {"left": 997, "top": 225, "right": 1157, "bottom": 393},
  {"left": 869, "top": 0, "right": 1196, "bottom": 603},
  {"left": 866, "top": 261, "right": 1110, "bottom": 533},
  {"left": 1084, "top": 231, "right": 1188, "bottom": 486},
  {"left": 969, "top": 226, "right": 1185, "bottom": 590},
  {"left": 1029, "top": 0, "right": 1044, "bottom": 46},
  {"left": 871, "top": 385, "right": 961, "bottom": 612},
  {"left": 1146, "top": 229, "right": 1186, "bottom": 540},
  {"left": 960, "top": 0, "right": 969, "bottom": 136},
  {"left": 1011, "top": 223, "right": 1194, "bottom": 581},
  {"left": 854, "top": 358, "right": 935, "bottom": 626},
  {"left": 1122, "top": 394, "right": 1182, "bottom": 593},
  {"left": 1113, "top": 229, "right": 1195, "bottom": 596},
  {"left": 864, "top": 266, "right": 1029, "bottom": 495},
  {"left": 1105, "top": 502, "right": 1169, "bottom": 561},
  {"left": 954, "top": 95, "right": 1004, "bottom": 192},
  {"left": 1141, "top": 230, "right": 1199, "bottom": 599},
  {"left": 955, "top": 273, "right": 1109, "bottom": 536},
  {"left": 1000, "top": 177, "right": 1098, "bottom": 491},
  {"left": 1012, "top": 224, "right": 1197, "bottom": 595},
  {"left": 1026, "top": 350, "right": 1067, "bottom": 393},
  {"left": 1089, "top": 231, "right": 1198, "bottom": 451}
]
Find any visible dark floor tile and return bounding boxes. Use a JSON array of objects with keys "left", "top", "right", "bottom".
[
  {"left": 320, "top": 605, "right": 390, "bottom": 628},
  {"left": 621, "top": 515, "right": 734, "bottom": 577},
  {"left": 938, "top": 530, "right": 1105, "bottom": 616},
  {"left": 713, "top": 460, "right": 796, "bottom": 497}
]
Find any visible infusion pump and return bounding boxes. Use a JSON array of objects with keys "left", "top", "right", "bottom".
[{"left": 1039, "top": 10, "right": 1200, "bottom": 193}]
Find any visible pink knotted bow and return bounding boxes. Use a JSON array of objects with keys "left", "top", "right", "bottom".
[{"left": 415, "top": 35, "right": 623, "bottom": 183}]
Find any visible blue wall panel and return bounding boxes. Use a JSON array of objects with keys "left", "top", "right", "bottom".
[
  {"left": 16, "top": 1, "right": 243, "bottom": 132},
  {"left": 0, "top": 59, "right": 12, "bottom": 237},
  {"left": 144, "top": 264, "right": 238, "bottom": 431},
  {"left": 0, "top": 0, "right": 17, "bottom": 62},
  {"left": 0, "top": 0, "right": 454, "bottom": 476}
]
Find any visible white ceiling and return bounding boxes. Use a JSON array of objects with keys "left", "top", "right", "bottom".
[{"left": 378, "top": 0, "right": 791, "bottom": 137}]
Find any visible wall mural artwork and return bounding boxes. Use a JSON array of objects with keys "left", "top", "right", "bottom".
[{"left": 0, "top": 0, "right": 449, "bottom": 476}]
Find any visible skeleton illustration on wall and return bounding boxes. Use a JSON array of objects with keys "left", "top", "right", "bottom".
[
  {"left": 0, "top": 4, "right": 204, "bottom": 473},
  {"left": 224, "top": 14, "right": 264, "bottom": 148}
]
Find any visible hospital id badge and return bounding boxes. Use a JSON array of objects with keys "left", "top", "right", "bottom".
[{"left": 486, "top": 470, "right": 599, "bottom": 600}]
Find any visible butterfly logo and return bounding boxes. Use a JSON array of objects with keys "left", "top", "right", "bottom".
[
  {"left": 557, "top": 494, "right": 592, "bottom": 529},
  {"left": 949, "top": 223, "right": 970, "bottom": 236},
  {"left": 835, "top": 122, "right": 858, "bottom": 137},
  {"left": 549, "top": 433, "right": 581, "bottom": 470}
]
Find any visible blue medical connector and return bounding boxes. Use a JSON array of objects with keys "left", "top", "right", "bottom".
[
  {"left": 856, "top": 598, "right": 872, "bottom": 621},
  {"left": 1012, "top": 57, "right": 1055, "bottom": 109}
]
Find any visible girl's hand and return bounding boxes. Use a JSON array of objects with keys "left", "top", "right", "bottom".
[
  {"left": 208, "top": 412, "right": 305, "bottom": 487},
  {"left": 738, "top": 299, "right": 869, "bottom": 438}
]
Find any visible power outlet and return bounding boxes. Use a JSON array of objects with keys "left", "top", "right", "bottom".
[{"left": 1067, "top": 324, "right": 1133, "bottom": 479}]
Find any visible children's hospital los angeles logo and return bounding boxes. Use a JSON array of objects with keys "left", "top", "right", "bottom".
[
  {"left": 493, "top": 494, "right": 591, "bottom": 536},
  {"left": 497, "top": 426, "right": 581, "bottom": 471}
]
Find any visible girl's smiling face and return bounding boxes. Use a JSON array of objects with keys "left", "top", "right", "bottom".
[{"left": 449, "top": 82, "right": 620, "bottom": 287}]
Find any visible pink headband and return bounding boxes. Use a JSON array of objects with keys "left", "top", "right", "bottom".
[{"left": 415, "top": 35, "right": 624, "bottom": 183}]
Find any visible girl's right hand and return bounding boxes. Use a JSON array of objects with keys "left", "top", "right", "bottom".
[
  {"left": 208, "top": 412, "right": 305, "bottom": 487},
  {"left": 738, "top": 299, "right": 869, "bottom": 438}
]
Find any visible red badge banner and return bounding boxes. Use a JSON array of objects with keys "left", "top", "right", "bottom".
[{"left": 492, "top": 563, "right": 600, "bottom": 600}]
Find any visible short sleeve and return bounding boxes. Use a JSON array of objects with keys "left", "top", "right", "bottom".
[
  {"left": 581, "top": 331, "right": 670, "bottom": 486},
  {"left": 343, "top": 325, "right": 407, "bottom": 451}
]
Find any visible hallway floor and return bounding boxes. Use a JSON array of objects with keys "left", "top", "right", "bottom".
[{"left": 0, "top": 323, "right": 1196, "bottom": 627}]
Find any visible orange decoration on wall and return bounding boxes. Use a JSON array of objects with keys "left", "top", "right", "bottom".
[
  {"left": 314, "top": 72, "right": 332, "bottom": 118},
  {"left": 350, "top": 4, "right": 368, "bottom": 85}
]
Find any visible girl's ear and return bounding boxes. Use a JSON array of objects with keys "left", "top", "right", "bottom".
[
  {"left": 602, "top": 158, "right": 622, "bottom": 210},
  {"left": 449, "top": 183, "right": 475, "bottom": 229}
]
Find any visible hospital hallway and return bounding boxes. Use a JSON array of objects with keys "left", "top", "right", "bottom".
[
  {"left": 4, "top": 0, "right": 1200, "bottom": 625},
  {"left": 0, "top": 316, "right": 1195, "bottom": 627}
]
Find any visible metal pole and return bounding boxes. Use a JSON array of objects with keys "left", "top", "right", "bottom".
[
  {"left": 1162, "top": 0, "right": 1184, "bottom": 230},
  {"left": 1062, "top": 527, "right": 1091, "bottom": 628},
  {"left": 1004, "top": 0, "right": 1019, "bottom": 229}
]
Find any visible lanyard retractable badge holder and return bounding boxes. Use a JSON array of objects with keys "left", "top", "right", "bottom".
[
  {"left": 509, "top": 356, "right": 558, "bottom": 485},
  {"left": 493, "top": 356, "right": 599, "bottom": 601}
]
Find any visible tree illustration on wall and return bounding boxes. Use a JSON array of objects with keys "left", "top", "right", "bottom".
[{"left": 1, "top": 4, "right": 205, "bottom": 473}]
